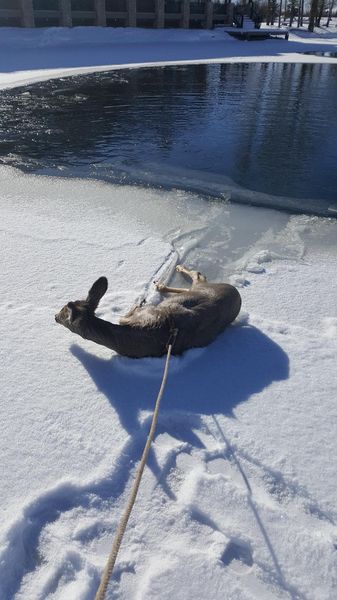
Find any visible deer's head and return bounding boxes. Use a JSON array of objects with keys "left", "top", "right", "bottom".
[{"left": 55, "top": 277, "right": 108, "bottom": 329}]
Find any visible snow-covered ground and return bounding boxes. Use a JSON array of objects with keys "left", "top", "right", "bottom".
[
  {"left": 0, "top": 24, "right": 337, "bottom": 600},
  {"left": 0, "top": 22, "right": 337, "bottom": 90}
]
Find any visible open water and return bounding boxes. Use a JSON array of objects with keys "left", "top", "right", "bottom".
[{"left": 1, "top": 62, "right": 337, "bottom": 216}]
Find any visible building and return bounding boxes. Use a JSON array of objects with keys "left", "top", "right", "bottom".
[{"left": 0, "top": 0, "right": 234, "bottom": 29}]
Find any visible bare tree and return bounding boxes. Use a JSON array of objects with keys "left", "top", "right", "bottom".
[
  {"left": 297, "top": 0, "right": 305, "bottom": 26},
  {"left": 267, "top": 0, "right": 279, "bottom": 23},
  {"left": 315, "top": 0, "right": 327, "bottom": 25},
  {"left": 278, "top": 0, "right": 283, "bottom": 25},
  {"left": 308, "top": 0, "right": 320, "bottom": 30},
  {"left": 286, "top": 0, "right": 299, "bottom": 26},
  {"left": 326, "top": 0, "right": 336, "bottom": 25}
]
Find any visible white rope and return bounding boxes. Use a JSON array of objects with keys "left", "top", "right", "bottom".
[{"left": 94, "top": 331, "right": 177, "bottom": 600}]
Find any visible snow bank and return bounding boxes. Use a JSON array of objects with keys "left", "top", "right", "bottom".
[
  {"left": 1, "top": 167, "right": 337, "bottom": 599},
  {"left": 0, "top": 25, "right": 337, "bottom": 90}
]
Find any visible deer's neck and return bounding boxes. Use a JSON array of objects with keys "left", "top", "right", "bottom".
[
  {"left": 74, "top": 314, "right": 121, "bottom": 352},
  {"left": 70, "top": 314, "right": 168, "bottom": 358}
]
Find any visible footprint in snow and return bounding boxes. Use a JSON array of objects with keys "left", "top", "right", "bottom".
[{"left": 220, "top": 539, "right": 254, "bottom": 574}]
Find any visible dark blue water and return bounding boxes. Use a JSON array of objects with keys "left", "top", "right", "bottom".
[{"left": 1, "top": 62, "right": 337, "bottom": 216}]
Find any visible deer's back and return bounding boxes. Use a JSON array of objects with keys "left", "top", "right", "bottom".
[
  {"left": 167, "top": 283, "right": 241, "bottom": 353},
  {"left": 124, "top": 282, "right": 241, "bottom": 356}
]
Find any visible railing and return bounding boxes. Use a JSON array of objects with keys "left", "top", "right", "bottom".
[
  {"left": 233, "top": 2, "right": 262, "bottom": 28},
  {"left": 233, "top": 8, "right": 243, "bottom": 28}
]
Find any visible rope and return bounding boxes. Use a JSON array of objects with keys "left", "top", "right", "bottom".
[{"left": 94, "top": 329, "right": 178, "bottom": 600}]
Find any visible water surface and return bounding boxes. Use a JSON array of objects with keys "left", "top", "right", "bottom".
[{"left": 1, "top": 62, "right": 337, "bottom": 215}]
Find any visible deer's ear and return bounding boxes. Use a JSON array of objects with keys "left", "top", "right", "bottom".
[
  {"left": 67, "top": 301, "right": 77, "bottom": 323},
  {"left": 86, "top": 277, "right": 108, "bottom": 311}
]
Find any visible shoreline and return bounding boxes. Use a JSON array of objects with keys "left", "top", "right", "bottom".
[{"left": 0, "top": 25, "right": 337, "bottom": 90}]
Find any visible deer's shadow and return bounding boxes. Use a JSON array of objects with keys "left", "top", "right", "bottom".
[{"left": 70, "top": 324, "right": 289, "bottom": 437}]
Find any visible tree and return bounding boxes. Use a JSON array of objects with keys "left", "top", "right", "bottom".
[
  {"left": 286, "top": 0, "right": 299, "bottom": 25},
  {"left": 315, "top": 0, "right": 327, "bottom": 25},
  {"left": 326, "top": 0, "right": 336, "bottom": 25},
  {"left": 308, "top": 0, "right": 320, "bottom": 30},
  {"left": 297, "top": 0, "right": 304, "bottom": 26},
  {"left": 266, "top": 0, "right": 279, "bottom": 23}
]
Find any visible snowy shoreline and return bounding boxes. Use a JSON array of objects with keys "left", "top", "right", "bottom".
[
  {"left": 0, "top": 24, "right": 337, "bottom": 90},
  {"left": 1, "top": 25, "right": 337, "bottom": 600}
]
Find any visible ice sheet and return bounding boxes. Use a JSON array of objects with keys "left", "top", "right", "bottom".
[{"left": 1, "top": 167, "right": 337, "bottom": 599}]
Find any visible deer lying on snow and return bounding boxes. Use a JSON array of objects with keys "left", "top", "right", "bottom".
[{"left": 55, "top": 265, "right": 241, "bottom": 358}]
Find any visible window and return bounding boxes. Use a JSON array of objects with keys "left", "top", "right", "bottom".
[
  {"left": 33, "top": 0, "right": 59, "bottom": 9},
  {"left": 106, "top": 0, "right": 127, "bottom": 11},
  {"left": 0, "top": 16, "right": 22, "bottom": 26},
  {"left": 165, "top": 1, "right": 182, "bottom": 14},
  {"left": 190, "top": 2, "right": 205, "bottom": 14},
  {"left": 35, "top": 16, "right": 60, "bottom": 26},
  {"left": 72, "top": 17, "right": 96, "bottom": 24},
  {"left": 106, "top": 17, "right": 127, "bottom": 25},
  {"left": 71, "top": 0, "right": 95, "bottom": 10},
  {"left": 0, "top": 0, "right": 20, "bottom": 8}
]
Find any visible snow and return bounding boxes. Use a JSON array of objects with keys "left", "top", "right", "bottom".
[
  {"left": 0, "top": 23, "right": 337, "bottom": 90},
  {"left": 1, "top": 23, "right": 337, "bottom": 600},
  {"left": 1, "top": 166, "right": 337, "bottom": 600}
]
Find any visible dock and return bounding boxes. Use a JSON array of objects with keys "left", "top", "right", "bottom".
[{"left": 229, "top": 28, "right": 289, "bottom": 41}]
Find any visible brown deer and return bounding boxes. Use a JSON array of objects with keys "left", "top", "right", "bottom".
[{"left": 55, "top": 265, "right": 241, "bottom": 358}]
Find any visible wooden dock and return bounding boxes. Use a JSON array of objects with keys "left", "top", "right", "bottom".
[{"left": 229, "top": 28, "right": 289, "bottom": 41}]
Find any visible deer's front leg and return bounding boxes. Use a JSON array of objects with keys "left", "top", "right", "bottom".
[
  {"left": 176, "top": 265, "right": 206, "bottom": 284},
  {"left": 154, "top": 282, "right": 190, "bottom": 294}
]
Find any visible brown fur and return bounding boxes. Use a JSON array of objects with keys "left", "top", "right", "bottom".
[{"left": 55, "top": 265, "right": 241, "bottom": 358}]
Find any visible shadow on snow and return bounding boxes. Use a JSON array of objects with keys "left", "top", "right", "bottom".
[
  {"left": 0, "top": 324, "right": 289, "bottom": 600},
  {"left": 70, "top": 323, "right": 289, "bottom": 436}
]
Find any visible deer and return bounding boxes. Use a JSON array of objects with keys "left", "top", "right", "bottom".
[{"left": 55, "top": 265, "right": 241, "bottom": 358}]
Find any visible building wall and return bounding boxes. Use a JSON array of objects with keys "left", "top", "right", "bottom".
[{"left": 0, "top": 0, "right": 234, "bottom": 29}]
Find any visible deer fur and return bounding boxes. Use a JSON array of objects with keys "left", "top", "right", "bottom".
[{"left": 55, "top": 265, "right": 241, "bottom": 358}]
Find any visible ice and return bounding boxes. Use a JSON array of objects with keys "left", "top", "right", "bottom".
[{"left": 1, "top": 164, "right": 337, "bottom": 599}]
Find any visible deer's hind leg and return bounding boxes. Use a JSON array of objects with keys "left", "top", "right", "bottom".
[{"left": 176, "top": 265, "right": 207, "bottom": 284}]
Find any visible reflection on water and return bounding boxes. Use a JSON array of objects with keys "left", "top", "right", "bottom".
[
  {"left": 1, "top": 62, "right": 337, "bottom": 215},
  {"left": 304, "top": 51, "right": 337, "bottom": 58}
]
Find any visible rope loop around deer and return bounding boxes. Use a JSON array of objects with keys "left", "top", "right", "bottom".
[{"left": 94, "top": 328, "right": 178, "bottom": 600}]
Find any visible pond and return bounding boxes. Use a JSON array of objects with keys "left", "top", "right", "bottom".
[{"left": 1, "top": 62, "right": 337, "bottom": 216}]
